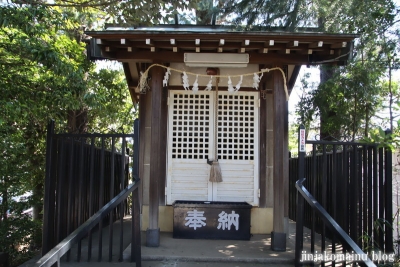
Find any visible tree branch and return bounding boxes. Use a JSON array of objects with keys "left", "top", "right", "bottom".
[{"left": 14, "top": 0, "right": 124, "bottom": 8}]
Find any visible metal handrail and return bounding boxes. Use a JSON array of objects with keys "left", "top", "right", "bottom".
[
  {"left": 34, "top": 178, "right": 141, "bottom": 267},
  {"left": 295, "top": 178, "right": 376, "bottom": 267}
]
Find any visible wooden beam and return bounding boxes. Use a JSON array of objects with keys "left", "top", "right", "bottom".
[
  {"left": 114, "top": 51, "right": 312, "bottom": 64},
  {"left": 331, "top": 42, "right": 347, "bottom": 49},
  {"left": 272, "top": 66, "right": 287, "bottom": 251},
  {"left": 146, "top": 39, "right": 153, "bottom": 46},
  {"left": 122, "top": 63, "right": 135, "bottom": 102},
  {"left": 138, "top": 92, "right": 148, "bottom": 233},
  {"left": 283, "top": 88, "right": 289, "bottom": 223},
  {"left": 286, "top": 40, "right": 299, "bottom": 47},
  {"left": 242, "top": 39, "right": 250, "bottom": 46},
  {"left": 159, "top": 75, "right": 168, "bottom": 206},
  {"left": 146, "top": 64, "right": 164, "bottom": 247},
  {"left": 309, "top": 41, "right": 323, "bottom": 48},
  {"left": 115, "top": 40, "right": 287, "bottom": 51},
  {"left": 288, "top": 65, "right": 302, "bottom": 92}
]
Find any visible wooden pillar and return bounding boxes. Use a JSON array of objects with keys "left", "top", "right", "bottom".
[
  {"left": 271, "top": 67, "right": 287, "bottom": 251},
  {"left": 283, "top": 94, "right": 289, "bottom": 235},
  {"left": 259, "top": 90, "right": 267, "bottom": 208},
  {"left": 159, "top": 78, "right": 168, "bottom": 206},
  {"left": 138, "top": 89, "right": 148, "bottom": 215},
  {"left": 146, "top": 65, "right": 164, "bottom": 247}
]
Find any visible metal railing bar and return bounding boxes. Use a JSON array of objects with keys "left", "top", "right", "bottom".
[
  {"left": 332, "top": 144, "right": 337, "bottom": 266},
  {"left": 131, "top": 187, "right": 141, "bottom": 264},
  {"left": 66, "top": 136, "right": 75, "bottom": 261},
  {"left": 33, "top": 179, "right": 140, "bottom": 267},
  {"left": 56, "top": 140, "right": 66, "bottom": 245},
  {"left": 87, "top": 137, "right": 95, "bottom": 261},
  {"left": 295, "top": 178, "right": 375, "bottom": 267},
  {"left": 77, "top": 138, "right": 85, "bottom": 262},
  {"left": 321, "top": 145, "right": 327, "bottom": 267},
  {"left": 378, "top": 147, "right": 384, "bottom": 249},
  {"left": 42, "top": 121, "right": 56, "bottom": 255},
  {"left": 384, "top": 145, "right": 393, "bottom": 253},
  {"left": 119, "top": 138, "right": 126, "bottom": 261},
  {"left": 311, "top": 144, "right": 317, "bottom": 256},
  {"left": 109, "top": 137, "right": 115, "bottom": 262},
  {"left": 305, "top": 140, "right": 379, "bottom": 146},
  {"left": 98, "top": 137, "right": 105, "bottom": 262}
]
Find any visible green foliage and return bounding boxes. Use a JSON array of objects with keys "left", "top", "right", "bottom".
[
  {"left": 7, "top": 0, "right": 199, "bottom": 26},
  {"left": 85, "top": 68, "right": 137, "bottom": 133},
  {"left": 0, "top": 4, "right": 136, "bottom": 265},
  {"left": 218, "top": 0, "right": 399, "bottom": 143},
  {"left": 361, "top": 218, "right": 392, "bottom": 253},
  {"left": 298, "top": 60, "right": 386, "bottom": 140},
  {"left": 361, "top": 127, "right": 399, "bottom": 150},
  {"left": 0, "top": 213, "right": 42, "bottom": 266}
]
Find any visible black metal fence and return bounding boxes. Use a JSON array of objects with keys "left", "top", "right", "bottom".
[
  {"left": 290, "top": 126, "right": 393, "bottom": 265},
  {"left": 295, "top": 178, "right": 376, "bottom": 267},
  {"left": 42, "top": 120, "right": 140, "bottom": 262}
]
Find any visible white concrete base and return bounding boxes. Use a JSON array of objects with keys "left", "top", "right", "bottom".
[{"left": 141, "top": 205, "right": 273, "bottom": 234}]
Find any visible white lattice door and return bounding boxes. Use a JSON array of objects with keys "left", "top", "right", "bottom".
[{"left": 167, "top": 90, "right": 259, "bottom": 206}]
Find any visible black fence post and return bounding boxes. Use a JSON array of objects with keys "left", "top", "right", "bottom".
[
  {"left": 384, "top": 129, "right": 393, "bottom": 253},
  {"left": 295, "top": 125, "right": 306, "bottom": 266},
  {"left": 42, "top": 120, "right": 56, "bottom": 256}
]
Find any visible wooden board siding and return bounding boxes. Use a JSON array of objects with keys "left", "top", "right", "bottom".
[
  {"left": 214, "top": 160, "right": 256, "bottom": 204},
  {"left": 168, "top": 160, "right": 211, "bottom": 202}
]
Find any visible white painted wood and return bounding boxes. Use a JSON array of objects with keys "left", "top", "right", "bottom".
[
  {"left": 214, "top": 92, "right": 259, "bottom": 205},
  {"left": 167, "top": 90, "right": 259, "bottom": 206},
  {"left": 167, "top": 91, "right": 215, "bottom": 204}
]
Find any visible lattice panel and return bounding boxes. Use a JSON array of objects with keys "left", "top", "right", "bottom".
[
  {"left": 217, "top": 94, "right": 256, "bottom": 160},
  {"left": 171, "top": 93, "right": 210, "bottom": 159}
]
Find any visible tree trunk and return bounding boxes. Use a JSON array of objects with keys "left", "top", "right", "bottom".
[
  {"left": 0, "top": 184, "right": 8, "bottom": 223},
  {"left": 364, "top": 104, "right": 370, "bottom": 138},
  {"left": 67, "top": 109, "right": 88, "bottom": 134},
  {"left": 319, "top": 65, "right": 340, "bottom": 140},
  {"left": 388, "top": 59, "right": 393, "bottom": 132}
]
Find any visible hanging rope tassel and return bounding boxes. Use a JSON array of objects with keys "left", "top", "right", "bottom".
[
  {"left": 209, "top": 161, "right": 222, "bottom": 183},
  {"left": 209, "top": 73, "right": 223, "bottom": 183}
]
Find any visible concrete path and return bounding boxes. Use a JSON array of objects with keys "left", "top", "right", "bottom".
[{"left": 20, "top": 218, "right": 297, "bottom": 267}]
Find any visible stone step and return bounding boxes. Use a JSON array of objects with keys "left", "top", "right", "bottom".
[{"left": 58, "top": 260, "right": 294, "bottom": 267}]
